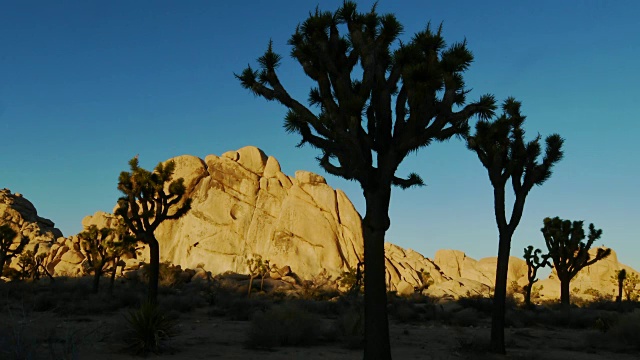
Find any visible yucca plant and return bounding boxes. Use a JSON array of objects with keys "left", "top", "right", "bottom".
[{"left": 124, "top": 302, "right": 178, "bottom": 355}]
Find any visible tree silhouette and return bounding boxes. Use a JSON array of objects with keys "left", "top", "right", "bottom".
[
  {"left": 237, "top": 3, "right": 495, "bottom": 358},
  {"left": 79, "top": 225, "right": 112, "bottom": 293},
  {"left": 466, "top": 98, "right": 564, "bottom": 353},
  {"left": 0, "top": 224, "right": 28, "bottom": 274},
  {"left": 523, "top": 245, "right": 551, "bottom": 307},
  {"left": 115, "top": 157, "right": 191, "bottom": 304},
  {"left": 79, "top": 224, "right": 136, "bottom": 294},
  {"left": 615, "top": 269, "right": 626, "bottom": 303},
  {"left": 541, "top": 217, "right": 611, "bottom": 308}
]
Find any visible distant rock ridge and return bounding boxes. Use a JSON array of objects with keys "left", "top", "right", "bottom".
[{"left": 2, "top": 147, "right": 638, "bottom": 301}]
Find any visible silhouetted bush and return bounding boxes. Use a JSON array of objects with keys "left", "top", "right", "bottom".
[{"left": 246, "top": 304, "right": 321, "bottom": 349}]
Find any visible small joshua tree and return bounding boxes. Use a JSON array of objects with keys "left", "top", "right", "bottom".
[
  {"left": 79, "top": 224, "right": 135, "bottom": 294},
  {"left": 615, "top": 269, "right": 627, "bottom": 303},
  {"left": 523, "top": 246, "right": 551, "bottom": 307},
  {"left": 246, "top": 255, "right": 270, "bottom": 296},
  {"left": 416, "top": 268, "right": 434, "bottom": 292},
  {"left": 115, "top": 157, "right": 191, "bottom": 304},
  {"left": 0, "top": 224, "right": 28, "bottom": 273},
  {"left": 541, "top": 217, "right": 611, "bottom": 308},
  {"left": 79, "top": 225, "right": 113, "bottom": 293},
  {"left": 623, "top": 272, "right": 639, "bottom": 301},
  {"left": 610, "top": 269, "right": 638, "bottom": 302},
  {"left": 16, "top": 250, "right": 50, "bottom": 281}
]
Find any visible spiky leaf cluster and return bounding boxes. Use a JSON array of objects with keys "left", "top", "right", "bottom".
[
  {"left": 523, "top": 246, "right": 551, "bottom": 283},
  {"left": 79, "top": 225, "right": 136, "bottom": 274},
  {"left": 541, "top": 217, "right": 611, "bottom": 281},
  {"left": 467, "top": 98, "right": 564, "bottom": 190},
  {"left": 237, "top": 1, "right": 496, "bottom": 190},
  {"left": 115, "top": 158, "right": 191, "bottom": 239}
]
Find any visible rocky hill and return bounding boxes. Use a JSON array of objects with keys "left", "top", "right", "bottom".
[{"left": 2, "top": 147, "right": 638, "bottom": 301}]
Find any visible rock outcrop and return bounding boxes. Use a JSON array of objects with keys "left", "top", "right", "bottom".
[
  {"left": 83, "top": 146, "right": 364, "bottom": 280},
  {"left": 3, "top": 146, "right": 638, "bottom": 302},
  {"left": 0, "top": 189, "right": 63, "bottom": 267}
]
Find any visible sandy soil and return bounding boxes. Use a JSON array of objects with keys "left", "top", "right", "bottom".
[{"left": 2, "top": 306, "right": 636, "bottom": 360}]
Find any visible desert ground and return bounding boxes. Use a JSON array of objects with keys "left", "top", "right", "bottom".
[{"left": 1, "top": 274, "right": 638, "bottom": 360}]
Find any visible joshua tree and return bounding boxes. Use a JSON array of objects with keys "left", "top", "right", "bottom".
[
  {"left": 79, "top": 225, "right": 114, "bottom": 293},
  {"left": 108, "top": 225, "right": 137, "bottom": 295},
  {"left": 523, "top": 246, "right": 551, "bottom": 307},
  {"left": 0, "top": 224, "right": 28, "bottom": 272},
  {"left": 466, "top": 98, "right": 563, "bottom": 353},
  {"left": 246, "top": 255, "right": 270, "bottom": 296},
  {"left": 541, "top": 217, "right": 611, "bottom": 308},
  {"left": 237, "top": 3, "right": 495, "bottom": 357},
  {"left": 115, "top": 157, "right": 191, "bottom": 304},
  {"left": 615, "top": 269, "right": 626, "bottom": 303},
  {"left": 623, "top": 272, "right": 639, "bottom": 301},
  {"left": 79, "top": 224, "right": 135, "bottom": 294},
  {"left": 16, "top": 250, "right": 51, "bottom": 281}
]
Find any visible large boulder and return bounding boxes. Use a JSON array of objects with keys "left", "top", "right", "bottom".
[
  {"left": 83, "top": 146, "right": 364, "bottom": 280},
  {"left": 0, "top": 189, "right": 63, "bottom": 268}
]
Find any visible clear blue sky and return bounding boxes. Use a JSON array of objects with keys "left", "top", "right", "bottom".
[{"left": 1, "top": 1, "right": 638, "bottom": 270}]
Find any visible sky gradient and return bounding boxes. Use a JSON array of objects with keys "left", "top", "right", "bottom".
[{"left": 1, "top": 1, "right": 638, "bottom": 270}]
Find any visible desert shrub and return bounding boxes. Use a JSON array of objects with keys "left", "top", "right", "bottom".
[
  {"left": 457, "top": 295, "right": 493, "bottom": 315},
  {"left": 390, "top": 301, "right": 419, "bottom": 323},
  {"left": 536, "top": 308, "right": 615, "bottom": 329},
  {"left": 159, "top": 293, "right": 205, "bottom": 313},
  {"left": 450, "top": 308, "right": 482, "bottom": 327},
  {"left": 123, "top": 302, "right": 178, "bottom": 355},
  {"left": 504, "top": 309, "right": 536, "bottom": 328},
  {"left": 587, "top": 310, "right": 640, "bottom": 351},
  {"left": 246, "top": 304, "right": 321, "bottom": 349},
  {"left": 0, "top": 308, "right": 36, "bottom": 360},
  {"left": 333, "top": 305, "right": 364, "bottom": 349},
  {"left": 221, "top": 296, "right": 271, "bottom": 321},
  {"left": 32, "top": 292, "right": 56, "bottom": 312}
]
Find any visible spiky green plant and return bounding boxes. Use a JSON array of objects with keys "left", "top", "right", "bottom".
[
  {"left": 124, "top": 302, "right": 178, "bottom": 355},
  {"left": 541, "top": 217, "right": 611, "bottom": 308},
  {"left": 466, "top": 98, "right": 564, "bottom": 353},
  {"left": 237, "top": 2, "right": 496, "bottom": 358},
  {"left": 115, "top": 157, "right": 191, "bottom": 304}
]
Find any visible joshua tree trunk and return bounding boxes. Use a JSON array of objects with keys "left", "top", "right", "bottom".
[
  {"left": 109, "top": 257, "right": 119, "bottom": 295},
  {"left": 362, "top": 185, "right": 392, "bottom": 360},
  {"left": 617, "top": 281, "right": 623, "bottom": 303},
  {"left": 148, "top": 237, "right": 160, "bottom": 305},
  {"left": 490, "top": 232, "right": 512, "bottom": 354},
  {"left": 92, "top": 264, "right": 103, "bottom": 293},
  {"left": 560, "top": 278, "right": 571, "bottom": 308},
  {"left": 524, "top": 284, "right": 532, "bottom": 307},
  {"left": 0, "top": 253, "right": 6, "bottom": 273}
]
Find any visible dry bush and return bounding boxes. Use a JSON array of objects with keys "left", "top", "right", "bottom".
[
  {"left": 450, "top": 307, "right": 483, "bottom": 327},
  {"left": 587, "top": 310, "right": 640, "bottom": 352},
  {"left": 246, "top": 304, "right": 322, "bottom": 349}
]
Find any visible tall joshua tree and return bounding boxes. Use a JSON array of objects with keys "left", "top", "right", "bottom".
[
  {"left": 541, "top": 216, "right": 610, "bottom": 308},
  {"left": 523, "top": 245, "right": 551, "bottom": 307},
  {"left": 237, "top": 3, "right": 496, "bottom": 358},
  {"left": 115, "top": 157, "right": 191, "bottom": 304},
  {"left": 0, "top": 224, "right": 28, "bottom": 273},
  {"left": 466, "top": 98, "right": 564, "bottom": 353}
]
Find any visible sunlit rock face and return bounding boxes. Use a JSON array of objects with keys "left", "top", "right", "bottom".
[
  {"left": 84, "top": 146, "right": 365, "bottom": 280},
  {"left": 9, "top": 145, "right": 636, "bottom": 300},
  {"left": 0, "top": 189, "right": 63, "bottom": 267}
]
